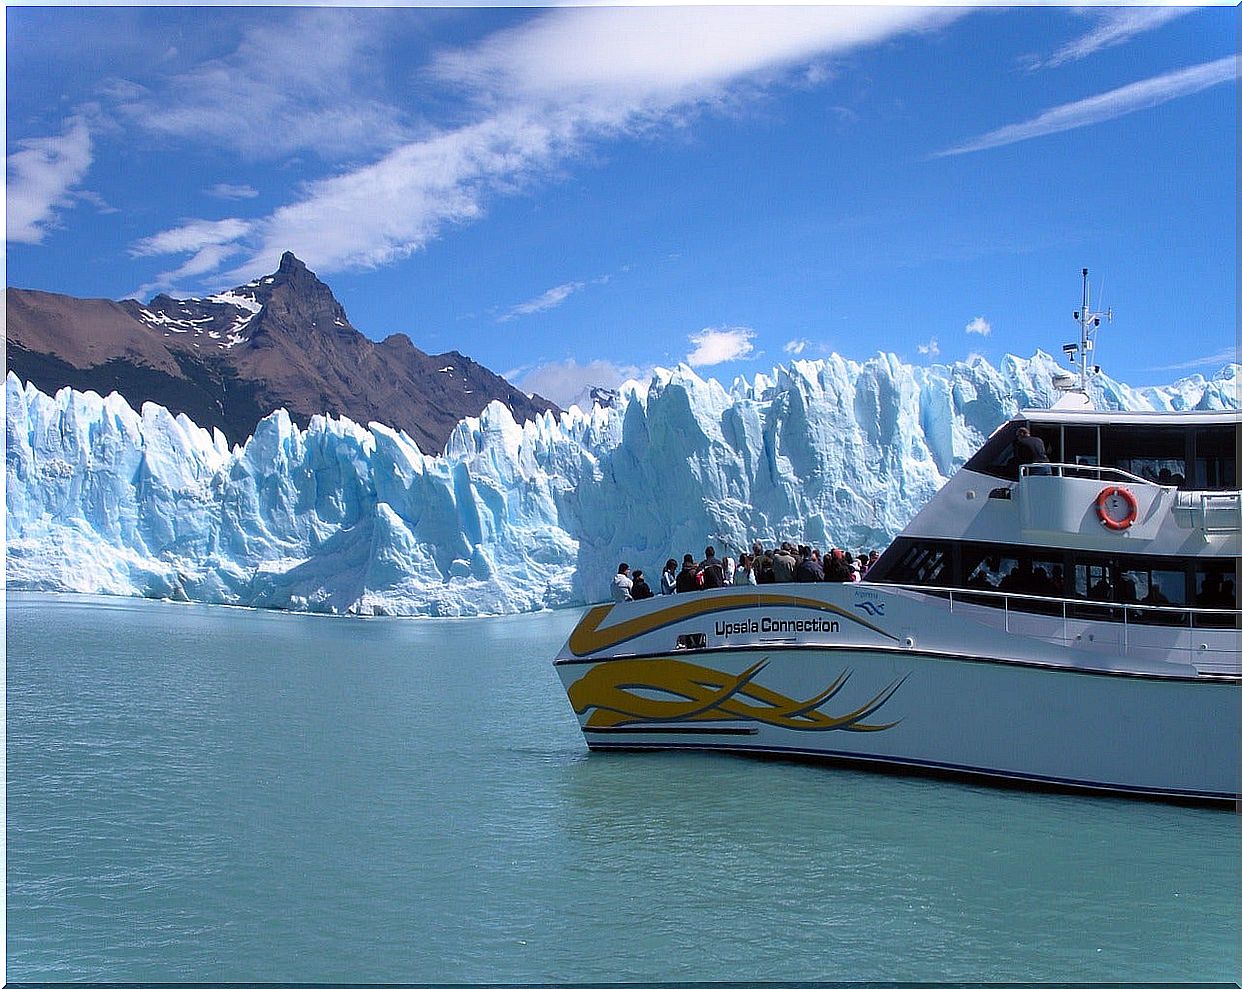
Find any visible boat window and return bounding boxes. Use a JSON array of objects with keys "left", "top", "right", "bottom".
[
  {"left": 1100, "top": 425, "right": 1187, "bottom": 486},
  {"left": 1194, "top": 562, "right": 1238, "bottom": 628},
  {"left": 961, "top": 544, "right": 1064, "bottom": 614},
  {"left": 1073, "top": 561, "right": 1115, "bottom": 601},
  {"left": 1192, "top": 425, "right": 1237, "bottom": 490},
  {"left": 1063, "top": 425, "right": 1098, "bottom": 467},
  {"left": 961, "top": 545, "right": 1064, "bottom": 596},
  {"left": 961, "top": 421, "right": 1023, "bottom": 480},
  {"left": 873, "top": 539, "right": 953, "bottom": 587},
  {"left": 1030, "top": 424, "right": 1060, "bottom": 465},
  {"left": 1118, "top": 563, "right": 1189, "bottom": 626},
  {"left": 871, "top": 539, "right": 1235, "bottom": 626}
]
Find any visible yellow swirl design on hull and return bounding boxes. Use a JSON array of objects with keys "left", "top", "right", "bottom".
[
  {"left": 568, "top": 592, "right": 896, "bottom": 657},
  {"left": 568, "top": 657, "right": 907, "bottom": 732}
]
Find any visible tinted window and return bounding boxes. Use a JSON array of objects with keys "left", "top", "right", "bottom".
[
  {"left": 1194, "top": 561, "right": 1238, "bottom": 628},
  {"left": 869, "top": 540, "right": 1236, "bottom": 627},
  {"left": 961, "top": 544, "right": 1064, "bottom": 596},
  {"left": 1030, "top": 424, "right": 1060, "bottom": 464},
  {"left": 962, "top": 421, "right": 1023, "bottom": 480},
  {"left": 1193, "top": 425, "right": 1237, "bottom": 490},
  {"left": 1100, "top": 425, "right": 1187, "bottom": 485},
  {"left": 961, "top": 544, "right": 1064, "bottom": 614},
  {"left": 1063, "top": 425, "right": 1098, "bottom": 467},
  {"left": 878, "top": 540, "right": 953, "bottom": 587}
]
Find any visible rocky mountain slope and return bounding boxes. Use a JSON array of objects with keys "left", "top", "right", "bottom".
[{"left": 6, "top": 252, "right": 557, "bottom": 453}]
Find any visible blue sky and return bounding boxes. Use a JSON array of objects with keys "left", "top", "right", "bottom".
[{"left": 6, "top": 4, "right": 1236, "bottom": 405}]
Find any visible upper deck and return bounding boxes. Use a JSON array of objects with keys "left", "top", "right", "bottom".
[
  {"left": 868, "top": 408, "right": 1238, "bottom": 618},
  {"left": 893, "top": 410, "right": 1241, "bottom": 553},
  {"left": 967, "top": 409, "right": 1237, "bottom": 492}
]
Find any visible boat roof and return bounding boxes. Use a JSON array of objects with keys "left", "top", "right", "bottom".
[{"left": 1017, "top": 407, "right": 1239, "bottom": 427}]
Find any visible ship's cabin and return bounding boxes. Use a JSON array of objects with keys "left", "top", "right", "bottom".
[
  {"left": 866, "top": 536, "right": 1237, "bottom": 627},
  {"left": 962, "top": 413, "right": 1236, "bottom": 490},
  {"left": 866, "top": 411, "right": 1239, "bottom": 627}
]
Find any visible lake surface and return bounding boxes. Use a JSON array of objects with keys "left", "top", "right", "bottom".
[{"left": 6, "top": 593, "right": 1238, "bottom": 982}]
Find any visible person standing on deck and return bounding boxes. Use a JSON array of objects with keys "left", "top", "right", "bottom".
[
  {"left": 676, "top": 554, "right": 702, "bottom": 593},
  {"left": 660, "top": 558, "right": 678, "bottom": 595},
  {"left": 1012, "top": 426, "right": 1051, "bottom": 477},
  {"left": 611, "top": 563, "right": 633, "bottom": 602}
]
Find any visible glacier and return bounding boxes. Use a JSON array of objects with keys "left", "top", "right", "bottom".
[{"left": 6, "top": 352, "right": 1238, "bottom": 616}]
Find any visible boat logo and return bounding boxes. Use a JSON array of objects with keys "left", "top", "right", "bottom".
[
  {"left": 568, "top": 657, "right": 907, "bottom": 732},
  {"left": 855, "top": 600, "right": 885, "bottom": 617}
]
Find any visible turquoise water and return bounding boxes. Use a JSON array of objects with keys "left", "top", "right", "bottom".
[{"left": 6, "top": 593, "right": 1238, "bottom": 982}]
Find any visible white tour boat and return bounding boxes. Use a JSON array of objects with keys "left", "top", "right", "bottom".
[{"left": 554, "top": 272, "right": 1240, "bottom": 804}]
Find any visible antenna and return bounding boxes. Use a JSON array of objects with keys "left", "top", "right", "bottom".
[{"left": 1065, "top": 267, "right": 1112, "bottom": 393}]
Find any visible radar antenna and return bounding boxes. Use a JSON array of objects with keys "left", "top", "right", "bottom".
[{"left": 1059, "top": 267, "right": 1112, "bottom": 394}]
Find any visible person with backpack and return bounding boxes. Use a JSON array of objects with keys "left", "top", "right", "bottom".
[
  {"left": 700, "top": 546, "right": 725, "bottom": 589},
  {"left": 676, "top": 554, "right": 701, "bottom": 593}
]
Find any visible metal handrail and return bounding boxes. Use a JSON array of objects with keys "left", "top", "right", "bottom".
[
  {"left": 1197, "top": 491, "right": 1242, "bottom": 534},
  {"left": 874, "top": 581, "right": 1239, "bottom": 641},
  {"left": 1018, "top": 462, "right": 1163, "bottom": 486}
]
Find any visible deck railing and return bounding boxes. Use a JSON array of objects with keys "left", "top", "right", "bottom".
[
  {"left": 1018, "top": 462, "right": 1161, "bottom": 485},
  {"left": 879, "top": 581, "right": 1240, "bottom": 651}
]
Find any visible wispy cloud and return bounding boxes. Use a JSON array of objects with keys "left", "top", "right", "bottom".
[
  {"left": 207, "top": 183, "right": 259, "bottom": 200},
  {"left": 510, "top": 357, "right": 644, "bottom": 409},
  {"left": 784, "top": 338, "right": 809, "bottom": 356},
  {"left": 937, "top": 56, "right": 1237, "bottom": 157},
  {"left": 1036, "top": 8, "right": 1191, "bottom": 70},
  {"left": 111, "top": 10, "right": 410, "bottom": 161},
  {"left": 965, "top": 316, "right": 991, "bottom": 337},
  {"left": 129, "top": 218, "right": 252, "bottom": 297},
  {"left": 6, "top": 117, "right": 93, "bottom": 244},
  {"left": 686, "top": 325, "right": 755, "bottom": 367},
  {"left": 917, "top": 337, "right": 940, "bottom": 357},
  {"left": 500, "top": 280, "right": 586, "bottom": 321},
  {"left": 130, "top": 217, "right": 252, "bottom": 258},
  {"left": 1146, "top": 348, "right": 1238, "bottom": 374},
  {"left": 130, "top": 6, "right": 963, "bottom": 290}
]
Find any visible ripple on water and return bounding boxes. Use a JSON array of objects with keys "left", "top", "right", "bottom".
[{"left": 6, "top": 593, "right": 1239, "bottom": 982}]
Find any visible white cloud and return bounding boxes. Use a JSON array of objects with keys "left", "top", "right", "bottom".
[
  {"left": 965, "top": 316, "right": 991, "bottom": 337},
  {"left": 1038, "top": 9, "right": 1191, "bottom": 70},
  {"left": 130, "top": 218, "right": 253, "bottom": 258},
  {"left": 432, "top": 6, "right": 958, "bottom": 112},
  {"left": 937, "top": 55, "right": 1237, "bottom": 157},
  {"left": 500, "top": 280, "right": 585, "bottom": 321},
  {"left": 131, "top": 6, "right": 963, "bottom": 289},
  {"left": 208, "top": 183, "right": 259, "bottom": 200},
  {"left": 129, "top": 218, "right": 252, "bottom": 296},
  {"left": 511, "top": 357, "right": 644, "bottom": 409},
  {"left": 112, "top": 11, "right": 410, "bottom": 161},
  {"left": 6, "top": 117, "right": 93, "bottom": 244},
  {"left": 784, "top": 338, "right": 809, "bottom": 356},
  {"left": 917, "top": 337, "right": 940, "bottom": 357},
  {"left": 1145, "top": 348, "right": 1239, "bottom": 374},
  {"left": 132, "top": 243, "right": 243, "bottom": 300},
  {"left": 686, "top": 325, "right": 755, "bottom": 367}
]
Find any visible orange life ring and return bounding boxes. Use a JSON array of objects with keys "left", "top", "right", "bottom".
[{"left": 1095, "top": 485, "right": 1138, "bottom": 530}]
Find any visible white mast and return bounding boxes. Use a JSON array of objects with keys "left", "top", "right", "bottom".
[{"left": 1062, "top": 267, "right": 1112, "bottom": 394}]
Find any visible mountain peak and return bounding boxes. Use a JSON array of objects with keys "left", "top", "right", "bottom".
[{"left": 277, "top": 251, "right": 308, "bottom": 275}]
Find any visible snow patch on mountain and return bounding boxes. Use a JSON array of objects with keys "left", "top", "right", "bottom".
[{"left": 6, "top": 351, "right": 1237, "bottom": 615}]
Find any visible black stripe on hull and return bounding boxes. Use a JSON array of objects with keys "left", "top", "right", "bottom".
[
  {"left": 584, "top": 725, "right": 759, "bottom": 736},
  {"left": 581, "top": 740, "right": 1238, "bottom": 808}
]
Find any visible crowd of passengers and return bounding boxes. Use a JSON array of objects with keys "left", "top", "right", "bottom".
[{"left": 610, "top": 542, "right": 883, "bottom": 602}]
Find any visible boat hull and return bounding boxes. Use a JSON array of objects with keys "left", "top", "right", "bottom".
[{"left": 554, "top": 587, "right": 1240, "bottom": 804}]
